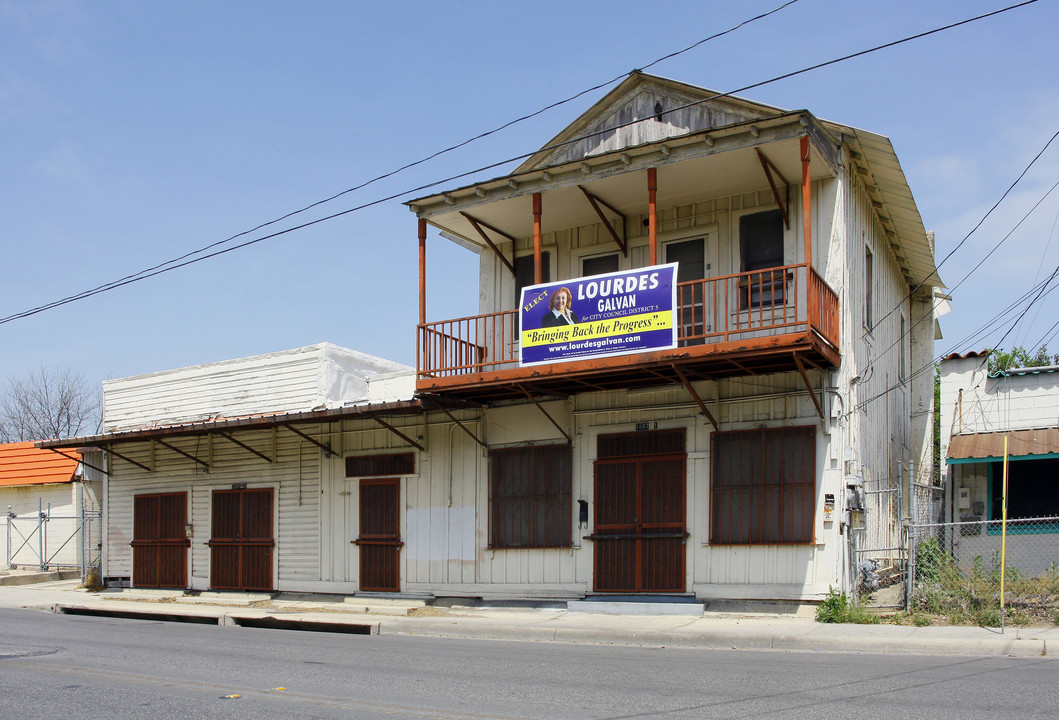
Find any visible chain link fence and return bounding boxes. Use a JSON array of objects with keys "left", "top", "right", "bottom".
[{"left": 908, "top": 516, "right": 1059, "bottom": 625}]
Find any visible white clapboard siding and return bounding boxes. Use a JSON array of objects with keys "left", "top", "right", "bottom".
[
  {"left": 104, "top": 426, "right": 323, "bottom": 587},
  {"left": 103, "top": 343, "right": 411, "bottom": 432}
]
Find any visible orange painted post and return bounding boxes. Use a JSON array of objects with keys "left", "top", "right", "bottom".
[
  {"left": 648, "top": 168, "right": 658, "bottom": 265},
  {"left": 801, "top": 136, "right": 812, "bottom": 269},
  {"left": 418, "top": 218, "right": 427, "bottom": 326},
  {"left": 533, "top": 192, "right": 543, "bottom": 284}
]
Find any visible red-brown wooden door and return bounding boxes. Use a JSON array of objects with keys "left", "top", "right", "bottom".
[
  {"left": 355, "top": 478, "right": 401, "bottom": 592},
  {"left": 208, "top": 488, "right": 274, "bottom": 591},
  {"left": 593, "top": 433, "right": 687, "bottom": 593},
  {"left": 132, "top": 492, "right": 189, "bottom": 588}
]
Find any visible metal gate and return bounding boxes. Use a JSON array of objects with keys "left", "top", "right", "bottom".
[{"left": 4, "top": 498, "right": 102, "bottom": 579}]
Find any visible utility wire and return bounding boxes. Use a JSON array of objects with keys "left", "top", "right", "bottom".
[
  {"left": 0, "top": 1, "right": 801, "bottom": 327},
  {"left": 0, "top": 0, "right": 1039, "bottom": 325}
]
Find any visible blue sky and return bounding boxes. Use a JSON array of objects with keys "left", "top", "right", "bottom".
[{"left": 2, "top": 0, "right": 1057, "bottom": 391}]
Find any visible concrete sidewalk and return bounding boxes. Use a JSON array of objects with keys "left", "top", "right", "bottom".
[{"left": 0, "top": 580, "right": 1053, "bottom": 658}]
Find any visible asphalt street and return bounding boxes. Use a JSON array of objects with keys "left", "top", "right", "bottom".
[{"left": 1, "top": 607, "right": 1057, "bottom": 720}]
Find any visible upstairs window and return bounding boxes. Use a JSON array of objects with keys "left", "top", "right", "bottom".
[
  {"left": 514, "top": 252, "right": 550, "bottom": 307},
  {"left": 582, "top": 252, "right": 619, "bottom": 277},
  {"left": 865, "top": 246, "right": 874, "bottom": 330}
]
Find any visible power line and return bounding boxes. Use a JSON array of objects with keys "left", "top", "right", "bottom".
[
  {"left": 0, "top": 0, "right": 1039, "bottom": 325},
  {"left": 0, "top": 1, "right": 801, "bottom": 327}
]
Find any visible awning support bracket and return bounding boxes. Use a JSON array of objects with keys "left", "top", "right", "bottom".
[
  {"left": 461, "top": 211, "right": 517, "bottom": 276},
  {"left": 578, "top": 185, "right": 627, "bottom": 256},
  {"left": 429, "top": 400, "right": 486, "bottom": 449},
  {"left": 372, "top": 416, "right": 425, "bottom": 451},
  {"left": 104, "top": 445, "right": 153, "bottom": 473},
  {"left": 216, "top": 431, "right": 274, "bottom": 464},
  {"left": 672, "top": 365, "right": 719, "bottom": 430},
  {"left": 282, "top": 424, "right": 334, "bottom": 457},
  {"left": 793, "top": 353, "right": 825, "bottom": 419},
  {"left": 44, "top": 447, "right": 109, "bottom": 477},
  {"left": 155, "top": 438, "right": 210, "bottom": 470},
  {"left": 755, "top": 148, "right": 791, "bottom": 230},
  {"left": 516, "top": 385, "right": 571, "bottom": 443}
]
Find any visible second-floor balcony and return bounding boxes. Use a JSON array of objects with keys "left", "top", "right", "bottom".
[{"left": 417, "top": 262, "right": 839, "bottom": 402}]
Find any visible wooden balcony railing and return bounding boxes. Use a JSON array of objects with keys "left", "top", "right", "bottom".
[{"left": 418, "top": 263, "right": 839, "bottom": 380}]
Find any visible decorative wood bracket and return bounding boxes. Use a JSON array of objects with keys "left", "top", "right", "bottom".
[
  {"left": 672, "top": 365, "right": 719, "bottom": 430},
  {"left": 578, "top": 185, "right": 627, "bottom": 257},
  {"left": 216, "top": 431, "right": 274, "bottom": 464},
  {"left": 461, "top": 212, "right": 516, "bottom": 277},
  {"left": 793, "top": 353, "right": 826, "bottom": 419},
  {"left": 516, "top": 385, "right": 571, "bottom": 443},
  {"left": 155, "top": 438, "right": 210, "bottom": 470},
  {"left": 372, "top": 416, "right": 425, "bottom": 451},
  {"left": 755, "top": 148, "right": 791, "bottom": 230}
]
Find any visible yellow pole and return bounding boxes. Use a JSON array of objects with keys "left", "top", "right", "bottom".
[{"left": 1000, "top": 435, "right": 1010, "bottom": 625}]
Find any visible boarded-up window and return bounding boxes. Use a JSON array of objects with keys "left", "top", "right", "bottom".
[
  {"left": 489, "top": 444, "right": 571, "bottom": 549},
  {"left": 346, "top": 453, "right": 415, "bottom": 477},
  {"left": 711, "top": 426, "right": 815, "bottom": 545}
]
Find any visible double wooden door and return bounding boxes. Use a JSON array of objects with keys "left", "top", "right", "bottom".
[
  {"left": 132, "top": 492, "right": 189, "bottom": 588},
  {"left": 593, "top": 436, "right": 687, "bottom": 593},
  {"left": 208, "top": 488, "right": 274, "bottom": 591}
]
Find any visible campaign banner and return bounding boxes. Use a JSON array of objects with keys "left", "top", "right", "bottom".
[{"left": 518, "top": 263, "right": 678, "bottom": 367}]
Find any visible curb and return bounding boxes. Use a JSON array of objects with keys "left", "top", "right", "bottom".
[{"left": 49, "top": 601, "right": 1051, "bottom": 658}]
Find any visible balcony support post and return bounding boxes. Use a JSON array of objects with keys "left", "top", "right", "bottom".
[
  {"left": 801, "top": 136, "right": 812, "bottom": 269},
  {"left": 647, "top": 167, "right": 658, "bottom": 265},
  {"left": 418, "top": 218, "right": 427, "bottom": 326},
  {"left": 672, "top": 365, "right": 718, "bottom": 430},
  {"left": 533, "top": 192, "right": 543, "bottom": 284}
]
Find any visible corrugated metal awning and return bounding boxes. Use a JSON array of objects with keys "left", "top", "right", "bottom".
[{"left": 947, "top": 428, "right": 1059, "bottom": 463}]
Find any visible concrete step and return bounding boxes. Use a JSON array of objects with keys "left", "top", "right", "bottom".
[{"left": 567, "top": 599, "right": 706, "bottom": 616}]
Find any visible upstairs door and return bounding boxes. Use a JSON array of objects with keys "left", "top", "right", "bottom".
[
  {"left": 593, "top": 429, "right": 687, "bottom": 593},
  {"left": 132, "top": 492, "right": 189, "bottom": 588},
  {"left": 208, "top": 488, "right": 274, "bottom": 591},
  {"left": 665, "top": 233, "right": 717, "bottom": 345},
  {"left": 355, "top": 478, "right": 402, "bottom": 592}
]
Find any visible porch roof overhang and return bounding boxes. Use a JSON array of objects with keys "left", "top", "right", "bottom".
[
  {"left": 947, "top": 428, "right": 1059, "bottom": 464},
  {"left": 408, "top": 110, "right": 941, "bottom": 291},
  {"left": 35, "top": 398, "right": 428, "bottom": 451},
  {"left": 408, "top": 111, "right": 838, "bottom": 246}
]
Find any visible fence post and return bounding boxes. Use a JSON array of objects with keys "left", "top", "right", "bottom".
[{"left": 38, "top": 498, "right": 45, "bottom": 571}]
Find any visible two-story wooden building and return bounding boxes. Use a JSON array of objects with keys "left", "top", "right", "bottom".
[
  {"left": 404, "top": 71, "right": 940, "bottom": 601},
  {"left": 41, "top": 73, "right": 940, "bottom": 603}
]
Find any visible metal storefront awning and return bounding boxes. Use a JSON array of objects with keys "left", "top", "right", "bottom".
[{"left": 947, "top": 428, "right": 1059, "bottom": 464}]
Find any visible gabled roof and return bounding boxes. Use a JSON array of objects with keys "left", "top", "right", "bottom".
[
  {"left": 410, "top": 71, "right": 941, "bottom": 290},
  {"left": 515, "top": 72, "right": 786, "bottom": 172},
  {"left": 0, "top": 441, "right": 81, "bottom": 487}
]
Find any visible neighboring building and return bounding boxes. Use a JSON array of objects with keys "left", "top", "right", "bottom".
[
  {"left": 938, "top": 352, "right": 1059, "bottom": 574},
  {"left": 42, "top": 73, "right": 941, "bottom": 602},
  {"left": 0, "top": 441, "right": 100, "bottom": 567}
]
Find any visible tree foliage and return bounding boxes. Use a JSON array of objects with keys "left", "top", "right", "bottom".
[
  {"left": 987, "top": 346, "right": 1059, "bottom": 375},
  {"left": 0, "top": 366, "right": 100, "bottom": 442}
]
